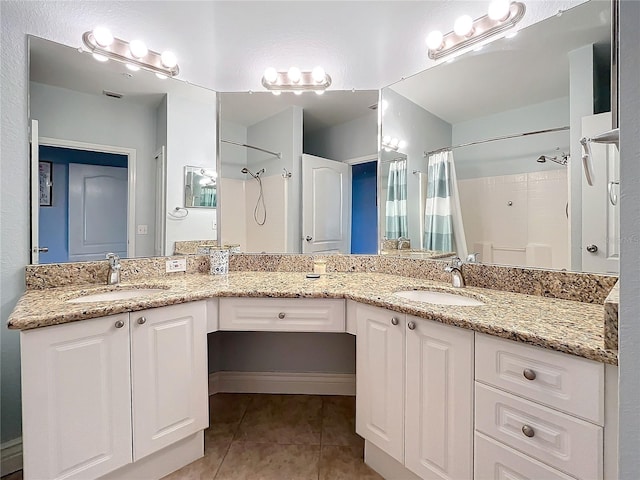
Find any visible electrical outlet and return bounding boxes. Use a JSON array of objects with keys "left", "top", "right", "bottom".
[
  {"left": 136, "top": 224, "right": 148, "bottom": 235},
  {"left": 165, "top": 258, "right": 187, "bottom": 273}
]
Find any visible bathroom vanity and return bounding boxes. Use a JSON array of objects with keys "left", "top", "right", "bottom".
[{"left": 9, "top": 258, "right": 619, "bottom": 480}]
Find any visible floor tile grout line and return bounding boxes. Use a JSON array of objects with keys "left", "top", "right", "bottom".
[{"left": 211, "top": 393, "right": 253, "bottom": 480}]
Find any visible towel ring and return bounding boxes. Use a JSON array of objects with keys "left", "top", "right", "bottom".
[{"left": 168, "top": 207, "right": 189, "bottom": 219}]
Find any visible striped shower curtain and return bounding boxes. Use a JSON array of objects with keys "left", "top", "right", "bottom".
[
  {"left": 424, "top": 151, "right": 467, "bottom": 256},
  {"left": 385, "top": 159, "right": 408, "bottom": 239}
]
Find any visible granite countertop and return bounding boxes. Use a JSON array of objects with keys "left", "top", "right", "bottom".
[{"left": 8, "top": 272, "right": 617, "bottom": 365}]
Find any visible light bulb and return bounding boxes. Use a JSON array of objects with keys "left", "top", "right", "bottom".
[
  {"left": 92, "top": 27, "right": 113, "bottom": 47},
  {"left": 288, "top": 66, "right": 302, "bottom": 83},
  {"left": 272, "top": 91, "right": 282, "bottom": 96},
  {"left": 92, "top": 53, "right": 109, "bottom": 62},
  {"left": 390, "top": 138, "right": 400, "bottom": 148},
  {"left": 125, "top": 63, "right": 140, "bottom": 72},
  {"left": 160, "top": 51, "right": 177, "bottom": 68},
  {"left": 382, "top": 136, "right": 391, "bottom": 145},
  {"left": 454, "top": 15, "right": 474, "bottom": 36},
  {"left": 312, "top": 66, "right": 326, "bottom": 83},
  {"left": 264, "top": 67, "right": 278, "bottom": 84},
  {"left": 488, "top": 0, "right": 511, "bottom": 20},
  {"left": 129, "top": 39, "right": 148, "bottom": 59},
  {"left": 155, "top": 73, "right": 168, "bottom": 80},
  {"left": 293, "top": 90, "right": 303, "bottom": 96},
  {"left": 398, "top": 140, "right": 407, "bottom": 149},
  {"left": 426, "top": 31, "right": 444, "bottom": 51},
  {"left": 315, "top": 90, "right": 325, "bottom": 96}
]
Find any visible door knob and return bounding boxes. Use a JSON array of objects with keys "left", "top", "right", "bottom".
[
  {"left": 407, "top": 321, "right": 416, "bottom": 330},
  {"left": 586, "top": 244, "right": 598, "bottom": 253},
  {"left": 522, "top": 425, "right": 535, "bottom": 438},
  {"left": 137, "top": 316, "right": 147, "bottom": 325},
  {"left": 114, "top": 320, "right": 125, "bottom": 328},
  {"left": 305, "top": 236, "right": 313, "bottom": 242},
  {"left": 278, "top": 312, "right": 286, "bottom": 319},
  {"left": 522, "top": 368, "right": 536, "bottom": 381},
  {"left": 391, "top": 317, "right": 399, "bottom": 326}
]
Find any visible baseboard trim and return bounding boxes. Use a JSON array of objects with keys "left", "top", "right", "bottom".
[
  {"left": 1, "top": 437, "right": 23, "bottom": 476},
  {"left": 208, "top": 371, "right": 356, "bottom": 396}
]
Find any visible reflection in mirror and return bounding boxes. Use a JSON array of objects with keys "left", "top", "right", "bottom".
[
  {"left": 218, "top": 90, "right": 378, "bottom": 254},
  {"left": 381, "top": 0, "right": 617, "bottom": 273},
  {"left": 184, "top": 166, "right": 217, "bottom": 208},
  {"left": 29, "top": 36, "right": 217, "bottom": 264}
]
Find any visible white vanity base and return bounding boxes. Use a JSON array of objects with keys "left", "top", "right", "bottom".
[
  {"left": 364, "top": 441, "right": 420, "bottom": 480},
  {"left": 99, "top": 430, "right": 204, "bottom": 480}
]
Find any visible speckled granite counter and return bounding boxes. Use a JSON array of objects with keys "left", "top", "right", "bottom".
[{"left": 8, "top": 272, "right": 617, "bottom": 365}]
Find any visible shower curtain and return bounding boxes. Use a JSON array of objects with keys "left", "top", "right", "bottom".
[
  {"left": 424, "top": 151, "right": 468, "bottom": 256},
  {"left": 385, "top": 159, "right": 408, "bottom": 239}
]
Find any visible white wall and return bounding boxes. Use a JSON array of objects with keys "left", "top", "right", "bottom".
[
  {"left": 618, "top": 0, "right": 640, "bottom": 477},
  {"left": 382, "top": 88, "right": 452, "bottom": 248},
  {"left": 452, "top": 97, "right": 570, "bottom": 180},
  {"left": 164, "top": 91, "right": 218, "bottom": 255},
  {"left": 30, "top": 82, "right": 158, "bottom": 257},
  {"left": 304, "top": 111, "right": 377, "bottom": 161}
]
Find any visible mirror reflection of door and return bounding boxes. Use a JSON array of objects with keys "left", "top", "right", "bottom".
[{"left": 37, "top": 145, "right": 128, "bottom": 264}]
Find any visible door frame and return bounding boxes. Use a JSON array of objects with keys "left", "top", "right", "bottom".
[{"left": 38, "top": 137, "right": 137, "bottom": 258}]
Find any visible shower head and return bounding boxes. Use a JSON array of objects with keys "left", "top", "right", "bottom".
[
  {"left": 241, "top": 167, "right": 265, "bottom": 179},
  {"left": 241, "top": 167, "right": 249, "bottom": 174}
]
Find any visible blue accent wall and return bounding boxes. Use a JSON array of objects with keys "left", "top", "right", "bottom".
[
  {"left": 351, "top": 161, "right": 378, "bottom": 254},
  {"left": 38, "top": 146, "right": 127, "bottom": 263}
]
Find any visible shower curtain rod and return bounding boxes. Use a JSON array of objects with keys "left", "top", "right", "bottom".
[
  {"left": 423, "top": 126, "right": 570, "bottom": 158},
  {"left": 221, "top": 139, "right": 282, "bottom": 159}
]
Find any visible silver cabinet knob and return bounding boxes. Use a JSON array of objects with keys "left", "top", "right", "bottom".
[
  {"left": 586, "top": 244, "right": 598, "bottom": 253},
  {"left": 305, "top": 236, "right": 313, "bottom": 242},
  {"left": 137, "top": 317, "right": 147, "bottom": 325},
  {"left": 523, "top": 368, "right": 537, "bottom": 381},
  {"left": 407, "top": 321, "right": 416, "bottom": 330},
  {"left": 522, "top": 425, "right": 535, "bottom": 438},
  {"left": 391, "top": 317, "right": 399, "bottom": 326},
  {"left": 278, "top": 312, "right": 286, "bottom": 319},
  {"left": 114, "top": 320, "right": 125, "bottom": 329}
]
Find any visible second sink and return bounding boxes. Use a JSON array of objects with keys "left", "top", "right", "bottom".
[{"left": 394, "top": 290, "right": 484, "bottom": 306}]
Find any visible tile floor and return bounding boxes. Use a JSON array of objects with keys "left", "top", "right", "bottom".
[{"left": 1, "top": 394, "right": 382, "bottom": 480}]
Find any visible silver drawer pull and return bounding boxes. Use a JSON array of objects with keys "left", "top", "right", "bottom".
[
  {"left": 137, "top": 317, "right": 147, "bottom": 325},
  {"left": 114, "top": 320, "right": 125, "bottom": 329},
  {"left": 278, "top": 312, "right": 286, "bottom": 319},
  {"left": 522, "top": 425, "right": 535, "bottom": 438},
  {"left": 391, "top": 317, "right": 399, "bottom": 326},
  {"left": 523, "top": 368, "right": 537, "bottom": 381},
  {"left": 407, "top": 321, "right": 416, "bottom": 330}
]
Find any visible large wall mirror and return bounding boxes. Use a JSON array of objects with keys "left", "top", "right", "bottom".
[
  {"left": 380, "top": 0, "right": 618, "bottom": 274},
  {"left": 29, "top": 35, "right": 217, "bottom": 264},
  {"left": 218, "top": 90, "right": 378, "bottom": 254}
]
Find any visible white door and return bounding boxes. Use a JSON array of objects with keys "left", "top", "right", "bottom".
[
  {"left": 154, "top": 146, "right": 167, "bottom": 256},
  {"left": 302, "top": 154, "right": 351, "bottom": 253},
  {"left": 405, "top": 315, "right": 474, "bottom": 480},
  {"left": 29, "top": 119, "right": 41, "bottom": 264},
  {"left": 68, "top": 163, "right": 128, "bottom": 261},
  {"left": 582, "top": 112, "right": 620, "bottom": 274},
  {"left": 20, "top": 314, "right": 133, "bottom": 480},
  {"left": 130, "top": 302, "right": 208, "bottom": 461},
  {"left": 355, "top": 303, "right": 405, "bottom": 463}
]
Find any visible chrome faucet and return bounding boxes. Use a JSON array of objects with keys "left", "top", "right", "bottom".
[
  {"left": 465, "top": 252, "right": 480, "bottom": 263},
  {"left": 397, "top": 236, "right": 410, "bottom": 250},
  {"left": 444, "top": 256, "right": 465, "bottom": 288},
  {"left": 106, "top": 253, "right": 121, "bottom": 285}
]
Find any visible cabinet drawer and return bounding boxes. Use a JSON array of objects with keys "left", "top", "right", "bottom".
[
  {"left": 475, "top": 383, "right": 602, "bottom": 480},
  {"left": 475, "top": 432, "right": 576, "bottom": 480},
  {"left": 475, "top": 334, "right": 604, "bottom": 424},
  {"left": 219, "top": 297, "right": 345, "bottom": 332}
]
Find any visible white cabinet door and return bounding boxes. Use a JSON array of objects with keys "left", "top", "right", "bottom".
[
  {"left": 405, "top": 316, "right": 474, "bottom": 480},
  {"left": 130, "top": 301, "right": 208, "bottom": 460},
  {"left": 21, "top": 314, "right": 132, "bottom": 480},
  {"left": 355, "top": 303, "right": 405, "bottom": 463}
]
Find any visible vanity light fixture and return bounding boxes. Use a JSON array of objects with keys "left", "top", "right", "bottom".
[
  {"left": 382, "top": 136, "right": 406, "bottom": 152},
  {"left": 427, "top": 1, "right": 526, "bottom": 60},
  {"left": 82, "top": 27, "right": 180, "bottom": 77},
  {"left": 261, "top": 66, "right": 331, "bottom": 94}
]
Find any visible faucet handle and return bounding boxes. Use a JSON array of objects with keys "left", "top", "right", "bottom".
[
  {"left": 106, "top": 252, "right": 120, "bottom": 267},
  {"left": 465, "top": 252, "right": 480, "bottom": 263},
  {"left": 448, "top": 256, "right": 463, "bottom": 268}
]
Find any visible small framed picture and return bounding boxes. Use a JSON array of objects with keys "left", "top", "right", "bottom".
[{"left": 39, "top": 161, "right": 53, "bottom": 206}]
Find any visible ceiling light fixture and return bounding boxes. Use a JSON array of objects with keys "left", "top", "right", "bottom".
[
  {"left": 261, "top": 66, "right": 332, "bottom": 94},
  {"left": 427, "top": 1, "right": 525, "bottom": 60},
  {"left": 82, "top": 28, "right": 180, "bottom": 77}
]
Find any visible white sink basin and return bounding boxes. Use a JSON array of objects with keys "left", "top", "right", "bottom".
[
  {"left": 394, "top": 290, "right": 484, "bottom": 306},
  {"left": 68, "top": 289, "right": 167, "bottom": 303}
]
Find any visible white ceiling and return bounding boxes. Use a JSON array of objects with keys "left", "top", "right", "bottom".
[
  {"left": 390, "top": 0, "right": 611, "bottom": 124},
  {"left": 10, "top": 0, "right": 587, "bottom": 94}
]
